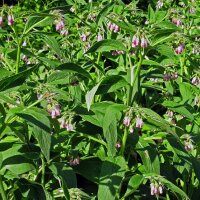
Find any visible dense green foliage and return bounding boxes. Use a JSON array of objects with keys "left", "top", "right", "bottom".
[{"left": 0, "top": 0, "right": 199, "bottom": 199}]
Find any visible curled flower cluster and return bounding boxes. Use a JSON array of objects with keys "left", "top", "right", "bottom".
[
  {"left": 132, "top": 35, "right": 148, "bottom": 48},
  {"left": 150, "top": 182, "right": 163, "bottom": 195},
  {"left": 107, "top": 21, "right": 120, "bottom": 33},
  {"left": 112, "top": 50, "right": 124, "bottom": 56},
  {"left": 175, "top": 44, "right": 185, "bottom": 54},
  {"left": 47, "top": 104, "right": 61, "bottom": 119},
  {"left": 191, "top": 76, "right": 200, "bottom": 86},
  {"left": 163, "top": 72, "right": 178, "bottom": 81}
]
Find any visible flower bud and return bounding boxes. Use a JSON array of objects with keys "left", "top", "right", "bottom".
[
  {"left": 194, "top": 96, "right": 199, "bottom": 106},
  {"left": 60, "top": 29, "right": 68, "bottom": 36},
  {"left": 115, "top": 142, "right": 121, "bottom": 149},
  {"left": 141, "top": 37, "right": 148, "bottom": 48},
  {"left": 66, "top": 123, "right": 74, "bottom": 131},
  {"left": 97, "top": 33, "right": 103, "bottom": 42},
  {"left": 132, "top": 35, "right": 140, "bottom": 48},
  {"left": 113, "top": 24, "right": 120, "bottom": 33},
  {"left": 8, "top": 14, "right": 14, "bottom": 26},
  {"left": 0, "top": 16, "right": 3, "bottom": 26},
  {"left": 55, "top": 20, "right": 64, "bottom": 31},
  {"left": 136, "top": 117, "right": 144, "bottom": 128},
  {"left": 156, "top": 0, "right": 164, "bottom": 9},
  {"left": 51, "top": 110, "right": 56, "bottom": 119},
  {"left": 175, "top": 44, "right": 185, "bottom": 54},
  {"left": 123, "top": 116, "right": 131, "bottom": 127},
  {"left": 80, "top": 33, "right": 87, "bottom": 42}
]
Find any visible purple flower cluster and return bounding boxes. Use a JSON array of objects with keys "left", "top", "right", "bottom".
[
  {"left": 132, "top": 35, "right": 148, "bottom": 48},
  {"left": 48, "top": 104, "right": 61, "bottom": 119},
  {"left": 0, "top": 14, "right": 14, "bottom": 26},
  {"left": 175, "top": 44, "right": 185, "bottom": 54},
  {"left": 54, "top": 19, "right": 68, "bottom": 36},
  {"left": 107, "top": 22, "right": 120, "bottom": 33},
  {"left": 123, "top": 115, "right": 144, "bottom": 130},
  {"left": 163, "top": 72, "right": 178, "bottom": 81},
  {"left": 150, "top": 183, "right": 163, "bottom": 195},
  {"left": 191, "top": 76, "right": 200, "bottom": 86},
  {"left": 60, "top": 118, "right": 74, "bottom": 131},
  {"left": 112, "top": 50, "right": 124, "bottom": 56}
]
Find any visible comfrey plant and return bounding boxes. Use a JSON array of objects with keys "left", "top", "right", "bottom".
[{"left": 0, "top": 0, "right": 198, "bottom": 199}]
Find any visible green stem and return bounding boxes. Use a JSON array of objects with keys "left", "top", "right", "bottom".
[
  {"left": 41, "top": 154, "right": 45, "bottom": 187},
  {"left": 0, "top": 176, "right": 7, "bottom": 200},
  {"left": 120, "top": 128, "right": 128, "bottom": 156},
  {"left": 180, "top": 52, "right": 186, "bottom": 83},
  {"left": 127, "top": 53, "right": 143, "bottom": 106},
  {"left": 16, "top": 39, "right": 22, "bottom": 74}
]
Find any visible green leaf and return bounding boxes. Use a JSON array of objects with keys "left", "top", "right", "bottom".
[
  {"left": 98, "top": 156, "right": 127, "bottom": 200},
  {"left": 0, "top": 65, "right": 39, "bottom": 91},
  {"left": 96, "top": 2, "right": 114, "bottom": 25},
  {"left": 124, "top": 174, "right": 144, "bottom": 198},
  {"left": 23, "top": 14, "right": 53, "bottom": 35},
  {"left": 86, "top": 39, "right": 127, "bottom": 53},
  {"left": 49, "top": 162, "right": 77, "bottom": 188},
  {"left": 96, "top": 75, "right": 128, "bottom": 94},
  {"left": 43, "top": 36, "right": 61, "bottom": 57},
  {"left": 86, "top": 83, "right": 100, "bottom": 111},
  {"left": 17, "top": 108, "right": 51, "bottom": 161},
  {"left": 56, "top": 63, "right": 93, "bottom": 80},
  {"left": 148, "top": 5, "right": 155, "bottom": 23},
  {"left": 136, "top": 138, "right": 160, "bottom": 174},
  {"left": 162, "top": 101, "right": 194, "bottom": 121},
  {"left": 73, "top": 158, "right": 101, "bottom": 184},
  {"left": 141, "top": 108, "right": 175, "bottom": 135},
  {"left": 103, "top": 104, "right": 126, "bottom": 156},
  {"left": 160, "top": 176, "right": 189, "bottom": 200},
  {"left": 179, "top": 82, "right": 194, "bottom": 103}
]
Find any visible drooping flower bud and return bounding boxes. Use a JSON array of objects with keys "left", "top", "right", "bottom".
[
  {"left": 194, "top": 96, "right": 199, "bottom": 106},
  {"left": 0, "top": 16, "right": 3, "bottom": 26},
  {"left": 189, "top": 7, "right": 196, "bottom": 14},
  {"left": 55, "top": 105, "right": 61, "bottom": 117},
  {"left": 184, "top": 142, "right": 194, "bottom": 151},
  {"left": 123, "top": 116, "right": 131, "bottom": 127},
  {"left": 51, "top": 110, "right": 56, "bottom": 119},
  {"left": 140, "top": 37, "right": 148, "bottom": 48},
  {"left": 115, "top": 142, "right": 121, "bottom": 149},
  {"left": 97, "top": 33, "right": 103, "bottom": 42},
  {"left": 8, "top": 14, "right": 14, "bottom": 26},
  {"left": 156, "top": 0, "right": 164, "bottom": 9},
  {"left": 163, "top": 73, "right": 171, "bottom": 81},
  {"left": 175, "top": 44, "right": 185, "bottom": 54},
  {"left": 55, "top": 20, "right": 64, "bottom": 31},
  {"left": 60, "top": 29, "right": 68, "bottom": 36},
  {"left": 113, "top": 24, "right": 120, "bottom": 33},
  {"left": 191, "top": 76, "right": 200, "bottom": 86},
  {"left": 132, "top": 35, "right": 140, "bottom": 48},
  {"left": 166, "top": 110, "right": 174, "bottom": 118},
  {"left": 136, "top": 117, "right": 144, "bottom": 128},
  {"left": 80, "top": 33, "right": 87, "bottom": 42},
  {"left": 66, "top": 123, "right": 74, "bottom": 131}
]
